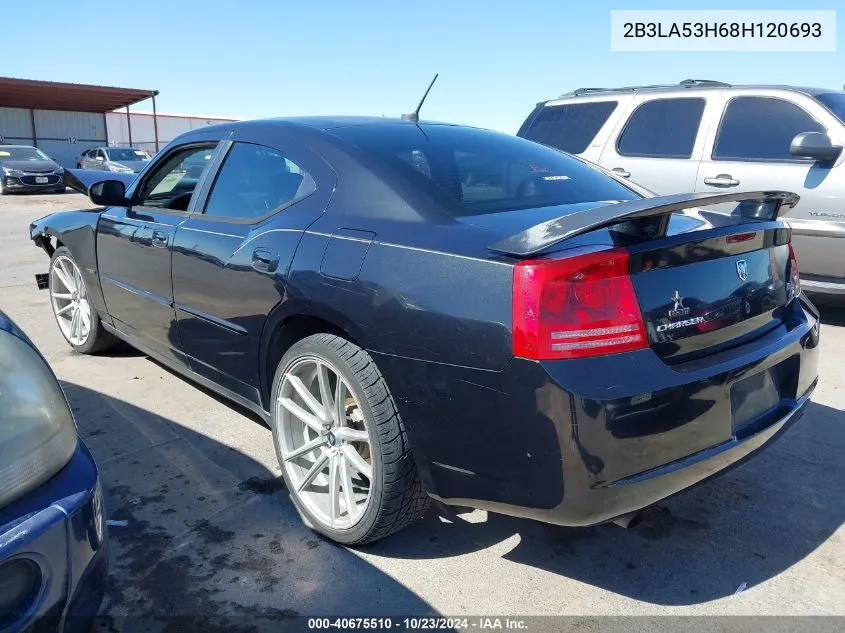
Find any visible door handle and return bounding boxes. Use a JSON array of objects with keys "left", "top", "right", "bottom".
[
  {"left": 703, "top": 174, "right": 740, "bottom": 187},
  {"left": 252, "top": 248, "right": 279, "bottom": 272},
  {"left": 612, "top": 167, "right": 631, "bottom": 178},
  {"left": 151, "top": 230, "right": 169, "bottom": 248}
]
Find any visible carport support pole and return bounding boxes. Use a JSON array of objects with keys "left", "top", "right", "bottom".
[
  {"left": 152, "top": 92, "right": 160, "bottom": 152},
  {"left": 126, "top": 106, "right": 133, "bottom": 147},
  {"left": 30, "top": 109, "right": 37, "bottom": 147}
]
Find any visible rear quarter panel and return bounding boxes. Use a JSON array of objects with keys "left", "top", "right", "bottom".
[
  {"left": 282, "top": 216, "right": 518, "bottom": 498},
  {"left": 290, "top": 214, "right": 516, "bottom": 370}
]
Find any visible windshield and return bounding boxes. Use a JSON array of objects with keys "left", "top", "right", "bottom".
[
  {"left": 106, "top": 148, "right": 150, "bottom": 162},
  {"left": 332, "top": 124, "right": 639, "bottom": 217},
  {"left": 814, "top": 92, "right": 845, "bottom": 124},
  {"left": 0, "top": 146, "right": 52, "bottom": 162}
]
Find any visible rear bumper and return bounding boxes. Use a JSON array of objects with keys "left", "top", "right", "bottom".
[
  {"left": 432, "top": 390, "right": 812, "bottom": 528},
  {"left": 373, "top": 296, "right": 820, "bottom": 526},
  {"left": 0, "top": 443, "right": 107, "bottom": 632}
]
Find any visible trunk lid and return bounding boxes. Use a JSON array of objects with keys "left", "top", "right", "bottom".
[{"left": 628, "top": 225, "right": 795, "bottom": 362}]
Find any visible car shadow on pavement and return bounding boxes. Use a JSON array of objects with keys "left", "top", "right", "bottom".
[
  {"left": 372, "top": 399, "right": 845, "bottom": 606},
  {"left": 60, "top": 381, "right": 436, "bottom": 631}
]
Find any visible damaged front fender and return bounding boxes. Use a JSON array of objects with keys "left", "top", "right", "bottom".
[
  {"left": 29, "top": 208, "right": 111, "bottom": 325},
  {"left": 30, "top": 208, "right": 102, "bottom": 254}
]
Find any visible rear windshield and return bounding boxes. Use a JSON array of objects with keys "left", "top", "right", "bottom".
[
  {"left": 814, "top": 92, "right": 845, "bottom": 124},
  {"left": 333, "top": 124, "right": 639, "bottom": 217}
]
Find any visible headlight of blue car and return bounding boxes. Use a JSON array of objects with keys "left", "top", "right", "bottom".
[{"left": 0, "top": 330, "right": 78, "bottom": 509}]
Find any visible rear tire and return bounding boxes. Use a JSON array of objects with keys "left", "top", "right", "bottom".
[
  {"left": 49, "top": 247, "right": 119, "bottom": 354},
  {"left": 271, "top": 333, "right": 428, "bottom": 545}
]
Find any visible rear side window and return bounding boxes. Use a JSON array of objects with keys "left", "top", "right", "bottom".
[
  {"left": 713, "top": 96, "right": 824, "bottom": 161},
  {"left": 333, "top": 124, "right": 639, "bottom": 217},
  {"left": 617, "top": 98, "right": 705, "bottom": 159},
  {"left": 522, "top": 101, "right": 618, "bottom": 154},
  {"left": 203, "top": 142, "right": 316, "bottom": 221}
]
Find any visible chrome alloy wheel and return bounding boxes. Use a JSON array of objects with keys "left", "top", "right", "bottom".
[
  {"left": 50, "top": 255, "right": 92, "bottom": 346},
  {"left": 277, "top": 357, "right": 373, "bottom": 530}
]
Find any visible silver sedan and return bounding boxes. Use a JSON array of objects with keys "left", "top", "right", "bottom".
[{"left": 77, "top": 147, "right": 151, "bottom": 173}]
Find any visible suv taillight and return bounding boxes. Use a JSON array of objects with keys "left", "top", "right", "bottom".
[
  {"left": 512, "top": 248, "right": 647, "bottom": 360},
  {"left": 788, "top": 242, "right": 801, "bottom": 298}
]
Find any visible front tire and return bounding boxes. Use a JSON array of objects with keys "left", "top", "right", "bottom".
[
  {"left": 271, "top": 333, "right": 428, "bottom": 545},
  {"left": 49, "top": 247, "right": 118, "bottom": 354}
]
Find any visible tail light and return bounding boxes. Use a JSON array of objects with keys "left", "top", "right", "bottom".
[
  {"left": 726, "top": 231, "right": 757, "bottom": 244},
  {"left": 512, "top": 248, "right": 648, "bottom": 360},
  {"left": 788, "top": 241, "right": 801, "bottom": 298}
]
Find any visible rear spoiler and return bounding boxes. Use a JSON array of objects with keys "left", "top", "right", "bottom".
[
  {"left": 63, "top": 168, "right": 137, "bottom": 196},
  {"left": 488, "top": 191, "right": 800, "bottom": 258}
]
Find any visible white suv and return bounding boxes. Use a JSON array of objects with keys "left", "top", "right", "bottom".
[{"left": 519, "top": 79, "right": 845, "bottom": 296}]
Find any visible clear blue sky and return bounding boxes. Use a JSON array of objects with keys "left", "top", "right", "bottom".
[{"left": 4, "top": 0, "right": 842, "bottom": 132}]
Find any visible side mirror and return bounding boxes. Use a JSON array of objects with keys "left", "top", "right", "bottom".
[
  {"left": 95, "top": 155, "right": 104, "bottom": 161},
  {"left": 89, "top": 180, "right": 127, "bottom": 206},
  {"left": 789, "top": 132, "right": 842, "bottom": 162}
]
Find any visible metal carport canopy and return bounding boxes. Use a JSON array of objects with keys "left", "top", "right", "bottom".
[{"left": 0, "top": 76, "right": 157, "bottom": 112}]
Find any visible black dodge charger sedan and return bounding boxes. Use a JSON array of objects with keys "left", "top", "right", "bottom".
[{"left": 29, "top": 117, "right": 820, "bottom": 544}]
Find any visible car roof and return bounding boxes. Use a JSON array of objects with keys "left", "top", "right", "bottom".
[
  {"left": 204, "top": 115, "right": 465, "bottom": 133},
  {"left": 0, "top": 144, "right": 38, "bottom": 149},
  {"left": 540, "top": 80, "right": 842, "bottom": 105}
]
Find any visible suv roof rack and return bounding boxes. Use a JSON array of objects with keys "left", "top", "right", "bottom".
[
  {"left": 679, "top": 79, "right": 731, "bottom": 86},
  {"left": 563, "top": 79, "right": 731, "bottom": 98}
]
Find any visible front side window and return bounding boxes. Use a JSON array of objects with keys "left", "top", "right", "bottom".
[
  {"left": 713, "top": 96, "right": 824, "bottom": 161},
  {"left": 136, "top": 144, "right": 217, "bottom": 210},
  {"left": 617, "top": 98, "right": 705, "bottom": 159},
  {"left": 202, "top": 143, "right": 316, "bottom": 221},
  {"left": 522, "top": 101, "right": 618, "bottom": 154},
  {"left": 333, "top": 124, "right": 639, "bottom": 217}
]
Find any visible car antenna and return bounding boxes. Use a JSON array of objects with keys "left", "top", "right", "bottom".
[{"left": 401, "top": 74, "right": 439, "bottom": 123}]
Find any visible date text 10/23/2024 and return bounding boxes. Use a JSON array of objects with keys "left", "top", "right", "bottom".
[{"left": 307, "top": 617, "right": 529, "bottom": 630}]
